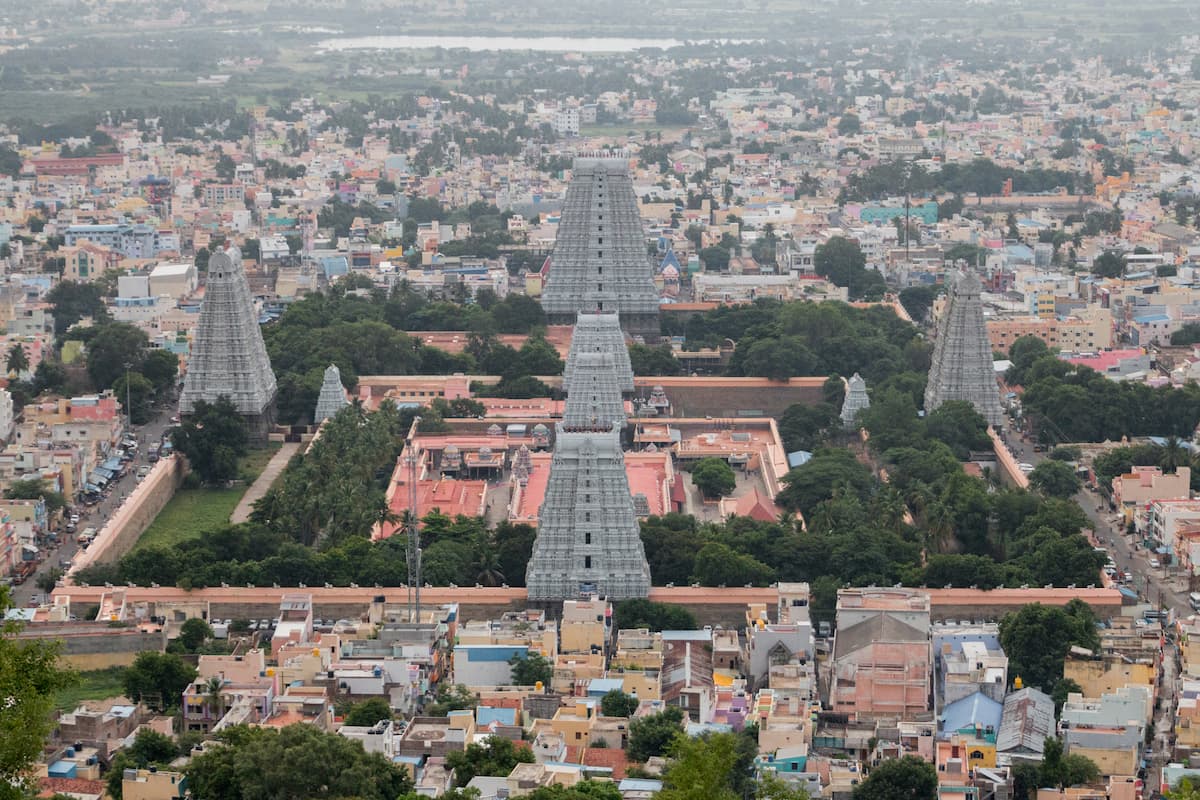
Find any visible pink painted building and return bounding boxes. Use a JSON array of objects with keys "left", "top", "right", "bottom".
[{"left": 831, "top": 588, "right": 932, "bottom": 720}]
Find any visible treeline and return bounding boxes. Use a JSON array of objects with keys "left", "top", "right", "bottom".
[
  {"left": 666, "top": 299, "right": 929, "bottom": 385},
  {"left": 74, "top": 514, "right": 539, "bottom": 592},
  {"left": 1008, "top": 336, "right": 1200, "bottom": 442},
  {"left": 839, "top": 157, "right": 1093, "bottom": 203},
  {"left": 263, "top": 285, "right": 550, "bottom": 423}
]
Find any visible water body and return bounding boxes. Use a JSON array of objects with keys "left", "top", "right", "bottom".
[{"left": 316, "top": 34, "right": 720, "bottom": 53}]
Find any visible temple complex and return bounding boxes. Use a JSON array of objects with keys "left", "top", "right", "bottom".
[
  {"left": 525, "top": 308, "right": 651, "bottom": 601},
  {"left": 924, "top": 270, "right": 1004, "bottom": 426},
  {"left": 541, "top": 154, "right": 661, "bottom": 342},
  {"left": 178, "top": 245, "right": 277, "bottom": 441}
]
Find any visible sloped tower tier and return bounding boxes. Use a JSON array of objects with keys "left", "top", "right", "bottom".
[
  {"left": 840, "top": 372, "right": 870, "bottom": 430},
  {"left": 562, "top": 351, "right": 627, "bottom": 430},
  {"left": 541, "top": 154, "right": 660, "bottom": 342},
  {"left": 564, "top": 312, "right": 635, "bottom": 394},
  {"left": 314, "top": 363, "right": 349, "bottom": 423},
  {"left": 179, "top": 245, "right": 278, "bottom": 441},
  {"left": 924, "top": 270, "right": 1004, "bottom": 426},
  {"left": 526, "top": 423, "right": 651, "bottom": 601}
]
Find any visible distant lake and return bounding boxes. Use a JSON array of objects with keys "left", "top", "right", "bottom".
[{"left": 316, "top": 34, "right": 711, "bottom": 53}]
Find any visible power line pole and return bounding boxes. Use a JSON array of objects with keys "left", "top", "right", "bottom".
[{"left": 405, "top": 420, "right": 422, "bottom": 624}]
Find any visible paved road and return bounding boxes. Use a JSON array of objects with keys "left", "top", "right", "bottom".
[
  {"left": 1005, "top": 427, "right": 1182, "bottom": 792},
  {"left": 8, "top": 401, "right": 178, "bottom": 607},
  {"left": 230, "top": 442, "right": 299, "bottom": 524},
  {"left": 1004, "top": 430, "right": 1190, "bottom": 615}
]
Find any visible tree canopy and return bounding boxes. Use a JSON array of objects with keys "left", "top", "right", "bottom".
[
  {"left": 186, "top": 724, "right": 413, "bottom": 800},
  {"left": 0, "top": 588, "right": 76, "bottom": 798},
  {"left": 445, "top": 736, "right": 534, "bottom": 787},
  {"left": 122, "top": 651, "right": 197, "bottom": 710},
  {"left": 853, "top": 756, "right": 937, "bottom": 800},
  {"left": 171, "top": 397, "right": 248, "bottom": 485},
  {"left": 999, "top": 601, "right": 1100, "bottom": 693}
]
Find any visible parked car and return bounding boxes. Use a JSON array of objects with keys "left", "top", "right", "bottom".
[
  {"left": 1149, "top": 557, "right": 1161, "bottom": 569},
  {"left": 137, "top": 465, "right": 152, "bottom": 479}
]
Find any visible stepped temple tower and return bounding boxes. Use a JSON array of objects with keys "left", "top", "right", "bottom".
[
  {"left": 564, "top": 312, "right": 635, "bottom": 395},
  {"left": 179, "top": 245, "right": 278, "bottom": 441},
  {"left": 314, "top": 363, "right": 349, "bottom": 423},
  {"left": 541, "top": 153, "right": 661, "bottom": 342},
  {"left": 526, "top": 313, "right": 651, "bottom": 601},
  {"left": 924, "top": 270, "right": 1004, "bottom": 426},
  {"left": 840, "top": 373, "right": 871, "bottom": 429}
]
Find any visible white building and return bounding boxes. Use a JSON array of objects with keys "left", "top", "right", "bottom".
[{"left": 554, "top": 107, "right": 581, "bottom": 137}]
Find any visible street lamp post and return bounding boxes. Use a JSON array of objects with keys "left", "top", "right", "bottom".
[{"left": 123, "top": 361, "right": 133, "bottom": 435}]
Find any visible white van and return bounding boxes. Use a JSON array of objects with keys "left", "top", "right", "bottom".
[{"left": 1190, "top": 592, "right": 1200, "bottom": 612}]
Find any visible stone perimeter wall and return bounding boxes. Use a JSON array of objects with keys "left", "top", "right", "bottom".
[{"left": 69, "top": 456, "right": 186, "bottom": 573}]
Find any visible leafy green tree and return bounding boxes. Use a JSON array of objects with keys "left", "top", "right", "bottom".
[
  {"left": 46, "top": 280, "right": 107, "bottom": 334},
  {"left": 111, "top": 371, "right": 155, "bottom": 424},
  {"left": 853, "top": 755, "right": 937, "bottom": 800},
  {"left": 524, "top": 782, "right": 623, "bottom": 800},
  {"left": 32, "top": 359, "right": 69, "bottom": 395},
  {"left": 140, "top": 349, "right": 179, "bottom": 394},
  {"left": 629, "top": 344, "right": 683, "bottom": 376},
  {"left": 693, "top": 542, "right": 774, "bottom": 586},
  {"left": 898, "top": 285, "right": 938, "bottom": 323},
  {"left": 814, "top": 236, "right": 865, "bottom": 284},
  {"left": 658, "top": 732, "right": 741, "bottom": 800},
  {"left": 692, "top": 458, "right": 736, "bottom": 499},
  {"left": 509, "top": 652, "right": 553, "bottom": 687},
  {"left": 446, "top": 736, "right": 534, "bottom": 787},
  {"left": 924, "top": 401, "right": 991, "bottom": 459},
  {"left": 106, "top": 729, "right": 180, "bottom": 799},
  {"left": 122, "top": 651, "right": 197, "bottom": 710},
  {"left": 837, "top": 113, "right": 862, "bottom": 136},
  {"left": 600, "top": 689, "right": 640, "bottom": 717},
  {"left": 778, "top": 403, "right": 839, "bottom": 451},
  {"left": 699, "top": 246, "right": 730, "bottom": 272},
  {"left": 82, "top": 322, "right": 150, "bottom": 389},
  {"left": 0, "top": 587, "right": 76, "bottom": 798},
  {"left": 4, "top": 477, "right": 67, "bottom": 513},
  {"left": 1028, "top": 460, "right": 1083, "bottom": 498},
  {"left": 1091, "top": 250, "right": 1126, "bottom": 278},
  {"left": 627, "top": 706, "right": 685, "bottom": 762},
  {"left": 1049, "top": 446, "right": 1082, "bottom": 462},
  {"left": 176, "top": 617, "right": 213, "bottom": 652},
  {"left": 426, "top": 684, "right": 477, "bottom": 717},
  {"left": 1169, "top": 777, "right": 1200, "bottom": 800},
  {"left": 171, "top": 397, "right": 249, "bottom": 485},
  {"left": 776, "top": 448, "right": 875, "bottom": 518},
  {"left": 755, "top": 773, "right": 812, "bottom": 800},
  {"left": 1038, "top": 736, "right": 1100, "bottom": 788},
  {"left": 999, "top": 601, "right": 1100, "bottom": 693},
  {"left": 187, "top": 723, "right": 413, "bottom": 800},
  {"left": 490, "top": 294, "right": 546, "bottom": 333},
  {"left": 1004, "top": 335, "right": 1051, "bottom": 386},
  {"left": 613, "top": 599, "right": 697, "bottom": 632},
  {"left": 343, "top": 697, "right": 394, "bottom": 727}
]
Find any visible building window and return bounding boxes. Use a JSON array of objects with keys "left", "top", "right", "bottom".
[
  {"left": 585, "top": 532, "right": 591, "bottom": 544},
  {"left": 585, "top": 512, "right": 591, "bottom": 523},
  {"left": 584, "top": 556, "right": 592, "bottom": 569}
]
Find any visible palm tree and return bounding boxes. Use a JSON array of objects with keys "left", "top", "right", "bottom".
[
  {"left": 1161, "top": 436, "right": 1188, "bottom": 472},
  {"left": 6, "top": 343, "right": 28, "bottom": 376},
  {"left": 205, "top": 676, "right": 225, "bottom": 726},
  {"left": 472, "top": 533, "right": 505, "bottom": 587}
]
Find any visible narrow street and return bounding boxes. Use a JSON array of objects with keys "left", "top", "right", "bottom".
[{"left": 7, "top": 402, "right": 178, "bottom": 608}]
